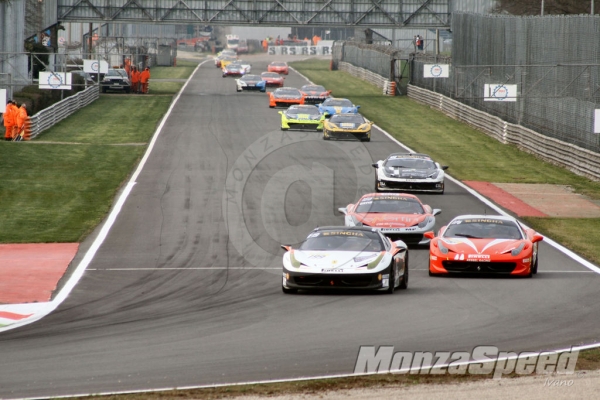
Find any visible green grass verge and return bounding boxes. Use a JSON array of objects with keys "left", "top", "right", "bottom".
[{"left": 291, "top": 59, "right": 600, "bottom": 267}]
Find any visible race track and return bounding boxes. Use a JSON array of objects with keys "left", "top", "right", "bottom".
[{"left": 0, "top": 56, "right": 599, "bottom": 399}]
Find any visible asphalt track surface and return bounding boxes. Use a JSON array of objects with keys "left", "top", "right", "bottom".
[{"left": 1, "top": 57, "right": 599, "bottom": 399}]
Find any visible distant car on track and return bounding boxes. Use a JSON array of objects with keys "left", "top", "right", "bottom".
[
  {"left": 339, "top": 193, "right": 440, "bottom": 246},
  {"left": 222, "top": 63, "right": 245, "bottom": 77},
  {"left": 261, "top": 72, "right": 285, "bottom": 87},
  {"left": 268, "top": 87, "right": 305, "bottom": 108},
  {"left": 281, "top": 226, "right": 409, "bottom": 294},
  {"left": 318, "top": 98, "right": 360, "bottom": 116},
  {"left": 300, "top": 84, "right": 332, "bottom": 104},
  {"left": 230, "top": 60, "right": 252, "bottom": 74},
  {"left": 268, "top": 61, "right": 289, "bottom": 75},
  {"left": 278, "top": 104, "right": 326, "bottom": 131},
  {"left": 235, "top": 74, "right": 266, "bottom": 92},
  {"left": 425, "top": 215, "right": 543, "bottom": 277},
  {"left": 372, "top": 153, "right": 448, "bottom": 194},
  {"left": 322, "top": 113, "right": 373, "bottom": 141}
]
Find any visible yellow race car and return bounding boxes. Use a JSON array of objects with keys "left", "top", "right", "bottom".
[{"left": 323, "top": 113, "right": 373, "bottom": 142}]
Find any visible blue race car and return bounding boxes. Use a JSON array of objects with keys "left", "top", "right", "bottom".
[
  {"left": 235, "top": 74, "right": 267, "bottom": 92},
  {"left": 318, "top": 97, "right": 360, "bottom": 116}
]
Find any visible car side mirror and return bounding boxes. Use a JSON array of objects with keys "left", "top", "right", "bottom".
[
  {"left": 532, "top": 234, "right": 544, "bottom": 243},
  {"left": 424, "top": 231, "right": 435, "bottom": 239},
  {"left": 338, "top": 207, "right": 348, "bottom": 214},
  {"left": 372, "top": 163, "right": 379, "bottom": 168},
  {"left": 442, "top": 166, "right": 449, "bottom": 170},
  {"left": 278, "top": 111, "right": 283, "bottom": 115},
  {"left": 281, "top": 244, "right": 292, "bottom": 251},
  {"left": 433, "top": 209, "right": 442, "bottom": 216},
  {"left": 393, "top": 240, "right": 407, "bottom": 251},
  {"left": 356, "top": 105, "right": 361, "bottom": 109}
]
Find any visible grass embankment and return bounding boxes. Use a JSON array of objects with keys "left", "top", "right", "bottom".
[{"left": 291, "top": 59, "right": 600, "bottom": 266}]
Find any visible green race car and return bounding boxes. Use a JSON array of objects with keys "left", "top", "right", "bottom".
[{"left": 278, "top": 105, "right": 326, "bottom": 131}]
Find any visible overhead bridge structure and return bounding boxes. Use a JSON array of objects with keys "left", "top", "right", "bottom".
[{"left": 57, "top": 0, "right": 452, "bottom": 28}]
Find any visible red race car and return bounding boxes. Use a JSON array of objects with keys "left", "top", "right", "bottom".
[
  {"left": 268, "top": 61, "right": 289, "bottom": 75},
  {"left": 268, "top": 87, "right": 305, "bottom": 108},
  {"left": 261, "top": 71, "right": 285, "bottom": 87},
  {"left": 338, "top": 193, "right": 440, "bottom": 246},
  {"left": 300, "top": 84, "right": 332, "bottom": 104},
  {"left": 425, "top": 215, "right": 543, "bottom": 277}
]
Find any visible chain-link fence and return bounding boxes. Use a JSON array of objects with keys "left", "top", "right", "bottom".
[{"left": 334, "top": 13, "right": 600, "bottom": 153}]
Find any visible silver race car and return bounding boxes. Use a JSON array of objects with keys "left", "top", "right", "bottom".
[
  {"left": 281, "top": 226, "right": 408, "bottom": 294},
  {"left": 372, "top": 153, "right": 448, "bottom": 194}
]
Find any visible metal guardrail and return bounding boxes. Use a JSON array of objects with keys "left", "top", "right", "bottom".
[
  {"left": 408, "top": 84, "right": 600, "bottom": 181},
  {"left": 29, "top": 86, "right": 100, "bottom": 139},
  {"left": 339, "top": 62, "right": 395, "bottom": 95}
]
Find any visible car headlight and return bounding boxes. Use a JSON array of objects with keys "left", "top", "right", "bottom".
[
  {"left": 418, "top": 216, "right": 433, "bottom": 228},
  {"left": 383, "top": 167, "right": 396, "bottom": 178},
  {"left": 437, "top": 239, "right": 449, "bottom": 254},
  {"left": 428, "top": 171, "right": 440, "bottom": 179},
  {"left": 511, "top": 242, "right": 526, "bottom": 256},
  {"left": 354, "top": 254, "right": 377, "bottom": 263}
]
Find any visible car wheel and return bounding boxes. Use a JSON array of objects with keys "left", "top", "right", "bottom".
[
  {"left": 386, "top": 262, "right": 396, "bottom": 294},
  {"left": 532, "top": 252, "right": 538, "bottom": 274},
  {"left": 282, "top": 285, "right": 297, "bottom": 294},
  {"left": 269, "top": 105, "right": 275, "bottom": 108},
  {"left": 361, "top": 138, "right": 371, "bottom": 142},
  {"left": 399, "top": 255, "right": 408, "bottom": 290},
  {"left": 101, "top": 87, "right": 107, "bottom": 93}
]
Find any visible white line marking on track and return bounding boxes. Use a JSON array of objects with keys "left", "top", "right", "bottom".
[
  {"left": 89, "top": 268, "right": 281, "bottom": 270},
  {"left": 0, "top": 60, "right": 212, "bottom": 333}
]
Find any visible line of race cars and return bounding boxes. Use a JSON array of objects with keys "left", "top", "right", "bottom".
[{"left": 212, "top": 54, "right": 545, "bottom": 291}]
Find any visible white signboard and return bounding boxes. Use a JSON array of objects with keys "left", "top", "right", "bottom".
[
  {"left": 423, "top": 64, "right": 449, "bottom": 78},
  {"left": 594, "top": 109, "right": 600, "bottom": 134},
  {"left": 268, "top": 45, "right": 332, "bottom": 56},
  {"left": 83, "top": 59, "right": 109, "bottom": 74},
  {"left": 0, "top": 89, "right": 6, "bottom": 113},
  {"left": 484, "top": 84, "right": 518, "bottom": 102},
  {"left": 39, "top": 72, "right": 72, "bottom": 90}
]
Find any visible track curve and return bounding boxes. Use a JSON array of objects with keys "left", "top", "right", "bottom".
[{"left": 0, "top": 55, "right": 599, "bottom": 399}]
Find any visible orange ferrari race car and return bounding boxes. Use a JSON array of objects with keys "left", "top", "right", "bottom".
[
  {"left": 268, "top": 87, "right": 305, "bottom": 108},
  {"left": 300, "top": 84, "right": 332, "bottom": 104},
  {"left": 261, "top": 71, "right": 285, "bottom": 87},
  {"left": 338, "top": 193, "right": 440, "bottom": 246},
  {"left": 268, "top": 61, "right": 289, "bottom": 75},
  {"left": 424, "top": 215, "right": 543, "bottom": 277}
]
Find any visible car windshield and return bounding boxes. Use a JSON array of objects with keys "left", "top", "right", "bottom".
[
  {"left": 241, "top": 75, "right": 260, "bottom": 81},
  {"left": 275, "top": 89, "right": 300, "bottom": 96},
  {"left": 287, "top": 106, "right": 320, "bottom": 115},
  {"left": 355, "top": 196, "right": 424, "bottom": 214},
  {"left": 302, "top": 85, "right": 326, "bottom": 92},
  {"left": 107, "top": 69, "right": 126, "bottom": 77},
  {"left": 299, "top": 230, "right": 384, "bottom": 252},
  {"left": 330, "top": 114, "right": 365, "bottom": 124},
  {"left": 385, "top": 157, "right": 436, "bottom": 169},
  {"left": 443, "top": 219, "right": 524, "bottom": 240},
  {"left": 272, "top": 62, "right": 287, "bottom": 67},
  {"left": 324, "top": 99, "right": 353, "bottom": 107},
  {"left": 262, "top": 72, "right": 280, "bottom": 78}
]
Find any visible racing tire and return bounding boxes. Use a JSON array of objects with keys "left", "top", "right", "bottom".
[
  {"left": 269, "top": 105, "right": 275, "bottom": 108},
  {"left": 101, "top": 86, "right": 107, "bottom": 93},
  {"left": 360, "top": 138, "right": 371, "bottom": 142},
  {"left": 399, "top": 255, "right": 409, "bottom": 290},
  {"left": 532, "top": 253, "right": 538, "bottom": 274},
  {"left": 386, "top": 262, "right": 396, "bottom": 294},
  {"left": 282, "top": 285, "right": 298, "bottom": 294}
]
